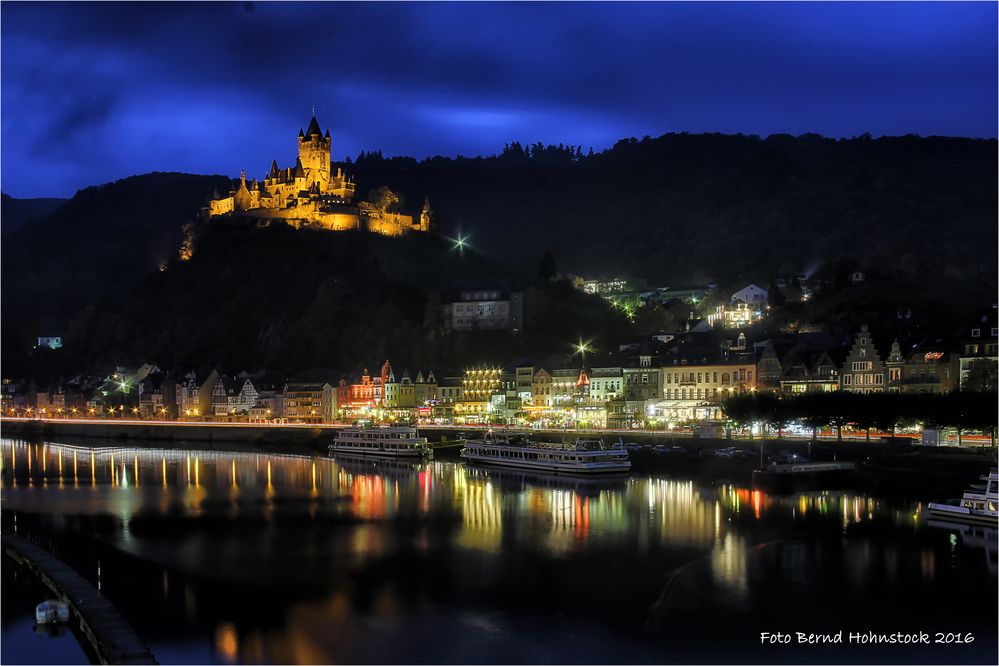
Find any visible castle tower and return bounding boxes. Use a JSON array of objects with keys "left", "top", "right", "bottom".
[
  {"left": 233, "top": 170, "right": 252, "bottom": 211},
  {"left": 419, "top": 198, "right": 432, "bottom": 232},
  {"left": 297, "top": 115, "right": 331, "bottom": 190}
]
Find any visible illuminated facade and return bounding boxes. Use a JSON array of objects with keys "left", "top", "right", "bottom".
[
  {"left": 285, "top": 382, "right": 336, "bottom": 423},
  {"left": 840, "top": 326, "right": 885, "bottom": 394},
  {"left": 336, "top": 362, "right": 438, "bottom": 420},
  {"left": 204, "top": 116, "right": 432, "bottom": 237}
]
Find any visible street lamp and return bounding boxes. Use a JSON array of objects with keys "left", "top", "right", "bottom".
[{"left": 450, "top": 233, "right": 469, "bottom": 257}]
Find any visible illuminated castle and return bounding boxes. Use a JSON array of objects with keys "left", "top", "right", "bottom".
[{"left": 204, "top": 116, "right": 431, "bottom": 236}]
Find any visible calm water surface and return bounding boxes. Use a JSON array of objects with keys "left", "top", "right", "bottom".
[{"left": 1, "top": 439, "right": 996, "bottom": 664}]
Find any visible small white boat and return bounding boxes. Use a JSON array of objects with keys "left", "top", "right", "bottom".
[
  {"left": 35, "top": 600, "right": 70, "bottom": 624},
  {"left": 461, "top": 432, "right": 631, "bottom": 474},
  {"left": 328, "top": 425, "right": 430, "bottom": 458},
  {"left": 928, "top": 469, "right": 998, "bottom": 526}
]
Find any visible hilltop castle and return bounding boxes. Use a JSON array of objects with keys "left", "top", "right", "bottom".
[{"left": 204, "top": 116, "right": 431, "bottom": 236}]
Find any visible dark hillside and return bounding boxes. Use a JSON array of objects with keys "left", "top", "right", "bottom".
[
  {"left": 0, "top": 193, "right": 67, "bottom": 235},
  {"left": 15, "top": 223, "right": 628, "bottom": 378},
  {"left": 345, "top": 133, "right": 997, "bottom": 287}
]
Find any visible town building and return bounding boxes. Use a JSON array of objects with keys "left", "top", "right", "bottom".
[
  {"left": 655, "top": 286, "right": 709, "bottom": 304},
  {"left": 204, "top": 116, "right": 431, "bottom": 237},
  {"left": 285, "top": 382, "right": 336, "bottom": 423},
  {"left": 840, "top": 325, "right": 886, "bottom": 393},
  {"left": 581, "top": 277, "right": 631, "bottom": 295},
  {"left": 442, "top": 288, "right": 524, "bottom": 333},
  {"left": 434, "top": 376, "right": 463, "bottom": 421},
  {"left": 456, "top": 367, "right": 505, "bottom": 422},
  {"left": 588, "top": 367, "right": 624, "bottom": 402},
  {"left": 178, "top": 369, "right": 220, "bottom": 418},
  {"left": 895, "top": 340, "right": 960, "bottom": 394},
  {"left": 778, "top": 350, "right": 840, "bottom": 394},
  {"left": 958, "top": 310, "right": 998, "bottom": 391},
  {"left": 731, "top": 284, "right": 768, "bottom": 306},
  {"left": 706, "top": 300, "right": 762, "bottom": 328},
  {"left": 138, "top": 372, "right": 177, "bottom": 419},
  {"left": 36, "top": 336, "right": 62, "bottom": 350}
]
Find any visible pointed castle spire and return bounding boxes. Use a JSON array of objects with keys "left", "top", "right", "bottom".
[{"left": 305, "top": 115, "right": 323, "bottom": 137}]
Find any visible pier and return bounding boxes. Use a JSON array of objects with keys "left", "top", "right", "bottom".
[{"left": 1, "top": 533, "right": 156, "bottom": 664}]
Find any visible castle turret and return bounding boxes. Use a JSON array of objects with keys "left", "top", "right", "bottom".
[
  {"left": 419, "top": 198, "right": 432, "bottom": 232},
  {"left": 234, "top": 170, "right": 252, "bottom": 210}
]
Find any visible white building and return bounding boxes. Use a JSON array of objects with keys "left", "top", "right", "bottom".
[
  {"left": 588, "top": 368, "right": 624, "bottom": 402},
  {"left": 443, "top": 289, "right": 524, "bottom": 332},
  {"left": 730, "top": 284, "right": 768, "bottom": 306}
]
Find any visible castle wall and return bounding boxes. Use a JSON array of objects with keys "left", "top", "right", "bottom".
[
  {"left": 366, "top": 212, "right": 415, "bottom": 237},
  {"left": 210, "top": 197, "right": 235, "bottom": 215}
]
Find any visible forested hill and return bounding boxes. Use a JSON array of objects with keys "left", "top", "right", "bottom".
[
  {"left": 343, "top": 133, "right": 998, "bottom": 286},
  {"left": 1, "top": 193, "right": 68, "bottom": 235}
]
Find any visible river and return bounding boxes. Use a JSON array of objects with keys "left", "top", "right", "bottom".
[{"left": 1, "top": 439, "right": 995, "bottom": 664}]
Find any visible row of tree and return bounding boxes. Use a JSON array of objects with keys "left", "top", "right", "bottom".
[{"left": 722, "top": 391, "right": 997, "bottom": 445}]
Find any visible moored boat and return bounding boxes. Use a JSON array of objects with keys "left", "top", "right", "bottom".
[
  {"left": 752, "top": 461, "right": 856, "bottom": 492},
  {"left": 329, "top": 426, "right": 430, "bottom": 458},
  {"left": 460, "top": 431, "right": 631, "bottom": 475},
  {"left": 927, "top": 469, "right": 998, "bottom": 526},
  {"left": 35, "top": 600, "right": 70, "bottom": 625}
]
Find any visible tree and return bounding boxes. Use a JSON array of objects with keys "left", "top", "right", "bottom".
[
  {"left": 368, "top": 186, "right": 401, "bottom": 212},
  {"left": 538, "top": 248, "right": 557, "bottom": 281},
  {"left": 768, "top": 280, "right": 786, "bottom": 308},
  {"left": 962, "top": 358, "right": 998, "bottom": 392}
]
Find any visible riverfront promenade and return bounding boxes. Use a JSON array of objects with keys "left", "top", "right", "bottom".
[{"left": 2, "top": 533, "right": 156, "bottom": 664}]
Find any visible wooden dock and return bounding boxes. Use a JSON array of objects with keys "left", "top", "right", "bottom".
[{"left": 2, "top": 533, "right": 157, "bottom": 664}]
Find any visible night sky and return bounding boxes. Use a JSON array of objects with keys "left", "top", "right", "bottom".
[{"left": 2, "top": 1, "right": 996, "bottom": 198}]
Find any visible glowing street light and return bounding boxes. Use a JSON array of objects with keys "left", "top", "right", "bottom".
[{"left": 450, "top": 233, "right": 470, "bottom": 256}]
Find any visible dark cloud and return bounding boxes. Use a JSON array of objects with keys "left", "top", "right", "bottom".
[{"left": 1, "top": 1, "right": 995, "bottom": 197}]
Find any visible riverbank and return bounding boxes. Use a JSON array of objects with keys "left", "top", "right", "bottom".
[{"left": 2, "top": 418, "right": 995, "bottom": 495}]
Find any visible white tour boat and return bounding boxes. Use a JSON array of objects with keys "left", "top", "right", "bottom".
[
  {"left": 927, "top": 469, "right": 998, "bottom": 526},
  {"left": 460, "top": 432, "right": 631, "bottom": 475},
  {"left": 329, "top": 426, "right": 429, "bottom": 458}
]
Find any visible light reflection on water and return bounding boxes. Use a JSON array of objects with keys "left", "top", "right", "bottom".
[{"left": 1, "top": 439, "right": 996, "bottom": 664}]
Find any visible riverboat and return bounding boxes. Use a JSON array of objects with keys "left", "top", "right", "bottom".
[
  {"left": 328, "top": 426, "right": 430, "bottom": 458},
  {"left": 927, "top": 470, "right": 998, "bottom": 526},
  {"left": 329, "top": 451, "right": 428, "bottom": 477},
  {"left": 752, "top": 461, "right": 856, "bottom": 492},
  {"left": 460, "top": 432, "right": 631, "bottom": 474}
]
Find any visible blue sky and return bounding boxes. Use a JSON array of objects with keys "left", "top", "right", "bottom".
[{"left": 2, "top": 1, "right": 996, "bottom": 197}]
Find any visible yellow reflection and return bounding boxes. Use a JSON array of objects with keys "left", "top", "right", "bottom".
[
  {"left": 134, "top": 455, "right": 139, "bottom": 487},
  {"left": 231, "top": 460, "right": 237, "bottom": 488},
  {"left": 195, "top": 457, "right": 200, "bottom": 487},
  {"left": 215, "top": 622, "right": 239, "bottom": 663},
  {"left": 91, "top": 451, "right": 96, "bottom": 486},
  {"left": 73, "top": 451, "right": 78, "bottom": 486},
  {"left": 58, "top": 450, "right": 63, "bottom": 478},
  {"left": 311, "top": 462, "right": 317, "bottom": 497},
  {"left": 162, "top": 458, "right": 167, "bottom": 488}
]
